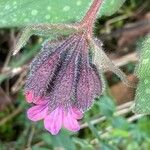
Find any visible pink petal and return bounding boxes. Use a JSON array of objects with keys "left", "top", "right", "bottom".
[
  {"left": 44, "top": 107, "right": 63, "bottom": 135},
  {"left": 71, "top": 108, "right": 83, "bottom": 119},
  {"left": 27, "top": 105, "right": 48, "bottom": 121},
  {"left": 25, "top": 91, "right": 34, "bottom": 103},
  {"left": 25, "top": 91, "right": 48, "bottom": 105},
  {"left": 63, "top": 112, "right": 80, "bottom": 132}
]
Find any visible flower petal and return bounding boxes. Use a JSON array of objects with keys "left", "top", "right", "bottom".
[
  {"left": 27, "top": 105, "right": 48, "bottom": 121},
  {"left": 63, "top": 112, "right": 80, "bottom": 132},
  {"left": 25, "top": 91, "right": 34, "bottom": 103},
  {"left": 44, "top": 107, "right": 63, "bottom": 135},
  {"left": 71, "top": 107, "right": 83, "bottom": 119}
]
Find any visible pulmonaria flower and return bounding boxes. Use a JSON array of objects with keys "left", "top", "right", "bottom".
[
  {"left": 25, "top": 34, "right": 103, "bottom": 135},
  {"left": 13, "top": 0, "right": 130, "bottom": 135}
]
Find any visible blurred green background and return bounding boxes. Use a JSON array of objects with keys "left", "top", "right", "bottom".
[{"left": 0, "top": 0, "right": 150, "bottom": 150}]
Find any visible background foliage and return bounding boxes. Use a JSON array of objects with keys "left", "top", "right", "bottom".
[{"left": 0, "top": 0, "right": 126, "bottom": 27}]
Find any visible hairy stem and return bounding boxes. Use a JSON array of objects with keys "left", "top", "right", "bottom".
[{"left": 80, "top": 0, "right": 103, "bottom": 35}]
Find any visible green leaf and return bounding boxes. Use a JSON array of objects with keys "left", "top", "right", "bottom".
[
  {"left": 111, "top": 129, "right": 129, "bottom": 138},
  {"left": 135, "top": 36, "right": 150, "bottom": 78},
  {"left": 50, "top": 130, "right": 76, "bottom": 150},
  {"left": 98, "top": 96, "right": 116, "bottom": 117},
  {"left": 111, "top": 117, "right": 129, "bottom": 129},
  {"left": 100, "top": 0, "right": 126, "bottom": 16},
  {"left": 126, "top": 142, "right": 139, "bottom": 150},
  {"left": 134, "top": 35, "right": 150, "bottom": 114},
  {"left": 137, "top": 117, "right": 150, "bottom": 135},
  {"left": 100, "top": 143, "right": 118, "bottom": 150},
  {"left": 41, "top": 133, "right": 52, "bottom": 145},
  {"left": 73, "top": 138, "right": 95, "bottom": 150},
  {"left": 0, "top": 0, "right": 126, "bottom": 28},
  {"left": 32, "top": 147, "right": 50, "bottom": 150},
  {"left": 134, "top": 79, "right": 150, "bottom": 114}
]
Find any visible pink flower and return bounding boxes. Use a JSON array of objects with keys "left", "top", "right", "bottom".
[
  {"left": 27, "top": 99, "right": 82, "bottom": 135},
  {"left": 24, "top": 34, "right": 103, "bottom": 135}
]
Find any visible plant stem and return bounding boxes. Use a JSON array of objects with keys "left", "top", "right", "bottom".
[{"left": 80, "top": 0, "right": 103, "bottom": 35}]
